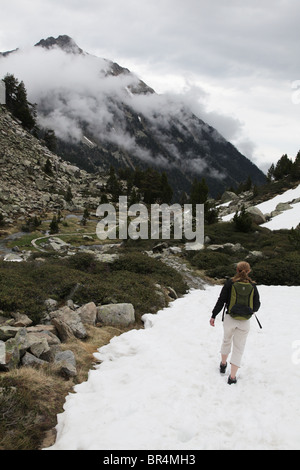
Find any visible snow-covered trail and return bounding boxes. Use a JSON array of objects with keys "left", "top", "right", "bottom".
[{"left": 46, "top": 285, "right": 300, "bottom": 451}]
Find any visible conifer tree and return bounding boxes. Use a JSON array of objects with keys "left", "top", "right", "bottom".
[
  {"left": 273, "top": 154, "right": 293, "bottom": 180},
  {"left": 3, "top": 74, "right": 36, "bottom": 130},
  {"left": 49, "top": 215, "right": 59, "bottom": 234},
  {"left": 291, "top": 151, "right": 300, "bottom": 180},
  {"left": 160, "top": 172, "right": 173, "bottom": 204}
]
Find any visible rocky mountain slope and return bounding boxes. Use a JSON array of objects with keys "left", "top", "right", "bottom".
[
  {"left": 0, "top": 105, "right": 105, "bottom": 221},
  {"left": 0, "top": 35, "right": 266, "bottom": 199}
]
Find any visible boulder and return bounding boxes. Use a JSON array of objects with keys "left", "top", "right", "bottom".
[
  {"left": 276, "top": 202, "right": 292, "bottom": 212},
  {"left": 50, "top": 306, "right": 87, "bottom": 341},
  {"left": 0, "top": 336, "right": 20, "bottom": 371},
  {"left": 77, "top": 302, "right": 97, "bottom": 325},
  {"left": 21, "top": 352, "right": 47, "bottom": 367},
  {"left": 27, "top": 324, "right": 58, "bottom": 336},
  {"left": 11, "top": 312, "right": 33, "bottom": 327},
  {"left": 27, "top": 333, "right": 50, "bottom": 358},
  {"left": 44, "top": 298, "right": 58, "bottom": 312},
  {"left": 54, "top": 350, "right": 77, "bottom": 378},
  {"left": 48, "top": 237, "right": 70, "bottom": 252},
  {"left": 0, "top": 326, "right": 21, "bottom": 341},
  {"left": 97, "top": 303, "right": 135, "bottom": 326},
  {"left": 245, "top": 207, "right": 266, "bottom": 225},
  {"left": 221, "top": 191, "right": 239, "bottom": 203}
]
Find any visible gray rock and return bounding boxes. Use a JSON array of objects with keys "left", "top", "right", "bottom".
[
  {"left": 0, "top": 326, "right": 21, "bottom": 341},
  {"left": 0, "top": 336, "right": 20, "bottom": 371},
  {"left": 77, "top": 302, "right": 97, "bottom": 325},
  {"left": 27, "top": 333, "right": 50, "bottom": 358},
  {"left": 54, "top": 350, "right": 77, "bottom": 378},
  {"left": 21, "top": 352, "right": 47, "bottom": 367},
  {"left": 44, "top": 298, "right": 58, "bottom": 312},
  {"left": 97, "top": 303, "right": 135, "bottom": 326},
  {"left": 276, "top": 202, "right": 292, "bottom": 212},
  {"left": 50, "top": 306, "right": 87, "bottom": 341},
  {"left": 11, "top": 312, "right": 33, "bottom": 327},
  {"left": 245, "top": 206, "right": 266, "bottom": 225},
  {"left": 221, "top": 191, "right": 239, "bottom": 203}
]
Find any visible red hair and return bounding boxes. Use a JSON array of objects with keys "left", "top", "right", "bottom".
[{"left": 232, "top": 261, "right": 255, "bottom": 283}]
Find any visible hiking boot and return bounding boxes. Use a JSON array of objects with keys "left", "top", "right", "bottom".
[
  {"left": 227, "top": 375, "right": 237, "bottom": 385},
  {"left": 219, "top": 362, "right": 227, "bottom": 374}
]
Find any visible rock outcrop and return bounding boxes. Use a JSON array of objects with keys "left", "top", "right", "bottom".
[
  {"left": 0, "top": 105, "right": 107, "bottom": 222},
  {"left": 0, "top": 300, "right": 136, "bottom": 375}
]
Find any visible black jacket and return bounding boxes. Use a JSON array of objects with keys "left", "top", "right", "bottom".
[{"left": 212, "top": 278, "right": 261, "bottom": 319}]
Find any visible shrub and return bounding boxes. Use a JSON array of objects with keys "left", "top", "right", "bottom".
[
  {"left": 232, "top": 206, "right": 253, "bottom": 233},
  {"left": 110, "top": 252, "right": 187, "bottom": 296},
  {"left": 251, "top": 253, "right": 300, "bottom": 285},
  {"left": 66, "top": 252, "right": 98, "bottom": 272},
  {"left": 188, "top": 250, "right": 233, "bottom": 270}
]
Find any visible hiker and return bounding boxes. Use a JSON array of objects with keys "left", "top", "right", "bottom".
[{"left": 209, "top": 261, "right": 261, "bottom": 384}]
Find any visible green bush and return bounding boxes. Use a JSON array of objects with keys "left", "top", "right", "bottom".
[
  {"left": 66, "top": 252, "right": 98, "bottom": 272},
  {"left": 205, "top": 264, "right": 237, "bottom": 280},
  {"left": 0, "top": 250, "right": 188, "bottom": 323},
  {"left": 232, "top": 206, "right": 253, "bottom": 233},
  {"left": 111, "top": 252, "right": 187, "bottom": 296},
  {"left": 187, "top": 250, "right": 233, "bottom": 270},
  {"left": 251, "top": 253, "right": 300, "bottom": 285}
]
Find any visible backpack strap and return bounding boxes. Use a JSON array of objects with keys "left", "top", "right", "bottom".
[{"left": 222, "top": 303, "right": 227, "bottom": 322}]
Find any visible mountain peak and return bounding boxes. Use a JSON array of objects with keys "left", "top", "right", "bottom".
[{"left": 35, "top": 35, "right": 83, "bottom": 54}]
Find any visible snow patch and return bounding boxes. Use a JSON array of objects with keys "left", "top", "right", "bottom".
[{"left": 45, "top": 285, "right": 300, "bottom": 451}]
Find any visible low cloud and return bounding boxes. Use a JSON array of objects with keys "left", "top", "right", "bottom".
[{"left": 0, "top": 42, "right": 252, "bottom": 170}]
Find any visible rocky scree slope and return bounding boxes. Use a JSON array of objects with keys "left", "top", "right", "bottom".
[{"left": 0, "top": 106, "right": 106, "bottom": 221}]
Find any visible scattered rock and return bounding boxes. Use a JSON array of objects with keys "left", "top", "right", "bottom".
[
  {"left": 44, "top": 299, "right": 58, "bottom": 312},
  {"left": 221, "top": 191, "right": 239, "bottom": 203},
  {"left": 0, "top": 326, "right": 21, "bottom": 341},
  {"left": 50, "top": 306, "right": 87, "bottom": 341},
  {"left": 54, "top": 350, "right": 77, "bottom": 378},
  {"left": 152, "top": 242, "right": 169, "bottom": 253},
  {"left": 245, "top": 207, "right": 266, "bottom": 225},
  {"left": 77, "top": 302, "right": 97, "bottom": 325},
  {"left": 97, "top": 303, "right": 135, "bottom": 326},
  {"left": 21, "top": 352, "right": 47, "bottom": 367},
  {"left": 11, "top": 312, "right": 33, "bottom": 327},
  {"left": 0, "top": 336, "right": 20, "bottom": 371},
  {"left": 276, "top": 202, "right": 292, "bottom": 212}
]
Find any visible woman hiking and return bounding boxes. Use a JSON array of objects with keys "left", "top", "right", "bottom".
[{"left": 210, "top": 261, "right": 261, "bottom": 384}]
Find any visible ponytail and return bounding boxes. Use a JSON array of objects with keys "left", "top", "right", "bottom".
[{"left": 232, "top": 261, "right": 255, "bottom": 283}]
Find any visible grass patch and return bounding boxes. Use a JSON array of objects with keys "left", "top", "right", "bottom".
[
  {"left": 0, "top": 324, "right": 131, "bottom": 450},
  {"left": 0, "top": 249, "right": 188, "bottom": 324}
]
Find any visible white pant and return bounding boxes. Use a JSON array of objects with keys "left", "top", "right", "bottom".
[{"left": 221, "top": 314, "right": 251, "bottom": 368}]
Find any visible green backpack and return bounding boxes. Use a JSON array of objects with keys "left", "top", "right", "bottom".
[{"left": 228, "top": 281, "right": 255, "bottom": 320}]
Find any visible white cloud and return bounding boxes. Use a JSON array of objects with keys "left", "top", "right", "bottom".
[{"left": 1, "top": 0, "right": 300, "bottom": 169}]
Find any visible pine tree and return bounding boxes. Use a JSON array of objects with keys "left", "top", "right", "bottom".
[
  {"left": 44, "top": 158, "right": 53, "bottom": 176},
  {"left": 291, "top": 151, "right": 300, "bottom": 181},
  {"left": 65, "top": 186, "right": 73, "bottom": 202},
  {"left": 14, "top": 81, "right": 36, "bottom": 130},
  {"left": 190, "top": 178, "right": 208, "bottom": 205},
  {"left": 44, "top": 129, "right": 57, "bottom": 152},
  {"left": 160, "top": 172, "right": 173, "bottom": 204},
  {"left": 273, "top": 154, "right": 293, "bottom": 180},
  {"left": 3, "top": 74, "right": 36, "bottom": 130},
  {"left": 106, "top": 166, "right": 122, "bottom": 202},
  {"left": 49, "top": 215, "right": 59, "bottom": 234},
  {"left": 233, "top": 206, "right": 253, "bottom": 232},
  {"left": 267, "top": 163, "right": 275, "bottom": 182}
]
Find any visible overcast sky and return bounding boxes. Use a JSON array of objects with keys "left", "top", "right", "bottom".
[{"left": 1, "top": 0, "right": 300, "bottom": 173}]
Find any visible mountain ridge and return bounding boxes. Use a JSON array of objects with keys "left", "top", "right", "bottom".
[{"left": 0, "top": 35, "right": 266, "bottom": 198}]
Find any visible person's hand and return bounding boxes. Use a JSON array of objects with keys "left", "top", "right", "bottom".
[{"left": 210, "top": 317, "right": 215, "bottom": 327}]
